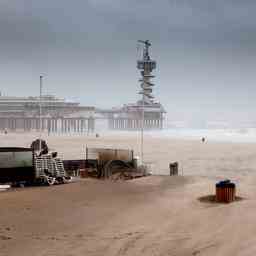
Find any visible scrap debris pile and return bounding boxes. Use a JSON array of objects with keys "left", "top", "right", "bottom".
[
  {"left": 31, "top": 139, "right": 71, "bottom": 185},
  {"left": 0, "top": 142, "right": 150, "bottom": 187},
  {"left": 64, "top": 147, "right": 151, "bottom": 181}
]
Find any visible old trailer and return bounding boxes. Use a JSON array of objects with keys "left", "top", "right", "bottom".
[
  {"left": 0, "top": 147, "right": 35, "bottom": 184},
  {"left": 0, "top": 147, "right": 67, "bottom": 186},
  {"left": 84, "top": 147, "right": 138, "bottom": 178}
]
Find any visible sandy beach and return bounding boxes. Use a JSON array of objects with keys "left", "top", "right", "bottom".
[{"left": 1, "top": 132, "right": 256, "bottom": 255}]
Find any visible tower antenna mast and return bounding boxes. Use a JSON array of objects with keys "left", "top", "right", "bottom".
[{"left": 137, "top": 40, "right": 156, "bottom": 165}]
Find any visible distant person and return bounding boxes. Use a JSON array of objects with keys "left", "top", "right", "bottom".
[
  {"left": 4, "top": 129, "right": 7, "bottom": 135},
  {"left": 201, "top": 137, "right": 206, "bottom": 143},
  {"left": 96, "top": 133, "right": 99, "bottom": 138}
]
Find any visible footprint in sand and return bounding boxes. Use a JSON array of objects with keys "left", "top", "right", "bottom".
[{"left": 116, "top": 233, "right": 145, "bottom": 255}]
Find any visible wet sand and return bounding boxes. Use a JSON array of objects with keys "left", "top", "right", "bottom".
[{"left": 1, "top": 132, "right": 256, "bottom": 255}]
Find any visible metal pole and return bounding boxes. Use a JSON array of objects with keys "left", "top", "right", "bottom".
[
  {"left": 39, "top": 75, "right": 43, "bottom": 153},
  {"left": 141, "top": 94, "right": 144, "bottom": 165},
  {"left": 87, "top": 118, "right": 89, "bottom": 136}
]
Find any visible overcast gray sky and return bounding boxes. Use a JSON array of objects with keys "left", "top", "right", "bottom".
[{"left": 1, "top": 0, "right": 256, "bottom": 125}]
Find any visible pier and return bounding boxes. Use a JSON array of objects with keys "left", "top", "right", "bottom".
[
  {"left": 0, "top": 41, "right": 165, "bottom": 133},
  {"left": 0, "top": 117, "right": 94, "bottom": 134},
  {"left": 0, "top": 95, "right": 95, "bottom": 134}
]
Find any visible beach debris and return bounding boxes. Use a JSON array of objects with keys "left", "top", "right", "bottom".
[
  {"left": 30, "top": 139, "right": 48, "bottom": 156},
  {"left": 169, "top": 162, "right": 178, "bottom": 176},
  {"left": 63, "top": 147, "right": 149, "bottom": 180},
  {"left": 110, "top": 169, "right": 145, "bottom": 181},
  {"left": 63, "top": 160, "right": 82, "bottom": 177},
  {"left": 0, "top": 184, "right": 11, "bottom": 192},
  {"left": 51, "top": 152, "right": 58, "bottom": 158},
  {"left": 216, "top": 180, "right": 236, "bottom": 203},
  {"left": 35, "top": 154, "right": 67, "bottom": 185},
  {"left": 79, "top": 169, "right": 88, "bottom": 178}
]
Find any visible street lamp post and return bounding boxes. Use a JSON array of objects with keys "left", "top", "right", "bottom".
[
  {"left": 39, "top": 75, "right": 43, "bottom": 153},
  {"left": 141, "top": 93, "right": 145, "bottom": 165}
]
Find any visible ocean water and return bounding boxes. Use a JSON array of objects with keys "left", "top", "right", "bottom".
[{"left": 147, "top": 128, "right": 256, "bottom": 143}]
